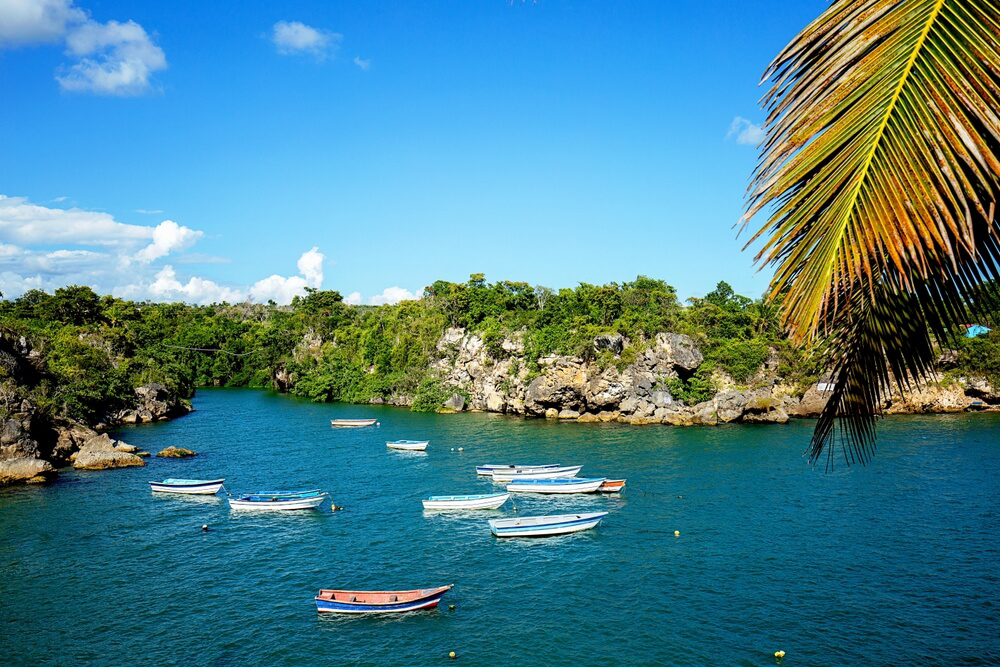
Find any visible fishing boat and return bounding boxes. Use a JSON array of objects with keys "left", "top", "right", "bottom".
[
  {"left": 315, "top": 584, "right": 453, "bottom": 614},
  {"left": 331, "top": 418, "right": 378, "bottom": 428},
  {"left": 490, "top": 465, "right": 583, "bottom": 482},
  {"left": 475, "top": 463, "right": 561, "bottom": 476},
  {"left": 387, "top": 440, "right": 429, "bottom": 451},
  {"left": 149, "top": 478, "right": 225, "bottom": 494},
  {"left": 489, "top": 512, "right": 609, "bottom": 538},
  {"left": 598, "top": 479, "right": 627, "bottom": 492},
  {"left": 422, "top": 492, "right": 510, "bottom": 510},
  {"left": 506, "top": 477, "right": 606, "bottom": 494},
  {"left": 228, "top": 490, "right": 328, "bottom": 510}
]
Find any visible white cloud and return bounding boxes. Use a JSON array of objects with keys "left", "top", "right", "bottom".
[
  {"left": 353, "top": 56, "right": 370, "bottom": 70},
  {"left": 58, "top": 19, "right": 166, "bottom": 95},
  {"left": 272, "top": 20, "right": 340, "bottom": 60},
  {"left": 248, "top": 247, "right": 325, "bottom": 305},
  {"left": 135, "top": 220, "right": 203, "bottom": 263},
  {"left": 727, "top": 116, "right": 765, "bottom": 146},
  {"left": 344, "top": 291, "right": 362, "bottom": 305},
  {"left": 0, "top": 194, "right": 152, "bottom": 245},
  {"left": 0, "top": 1, "right": 166, "bottom": 95},
  {"left": 148, "top": 265, "right": 244, "bottom": 305},
  {"left": 0, "top": 0, "right": 86, "bottom": 47},
  {"left": 369, "top": 286, "right": 418, "bottom": 306}
]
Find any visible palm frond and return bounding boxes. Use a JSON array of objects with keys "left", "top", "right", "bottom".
[{"left": 745, "top": 0, "right": 1000, "bottom": 465}]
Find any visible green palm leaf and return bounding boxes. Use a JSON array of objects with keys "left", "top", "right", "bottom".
[{"left": 745, "top": 0, "right": 1000, "bottom": 466}]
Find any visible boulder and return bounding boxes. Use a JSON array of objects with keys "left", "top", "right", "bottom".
[
  {"left": 0, "top": 457, "right": 55, "bottom": 485},
  {"left": 73, "top": 434, "right": 145, "bottom": 470},
  {"left": 557, "top": 409, "right": 580, "bottom": 420},
  {"left": 524, "top": 362, "right": 587, "bottom": 415},
  {"left": 714, "top": 390, "right": 749, "bottom": 423},
  {"left": 794, "top": 384, "right": 833, "bottom": 417},
  {"left": 689, "top": 401, "right": 718, "bottom": 425},
  {"left": 443, "top": 393, "right": 466, "bottom": 412},
  {"left": 157, "top": 446, "right": 197, "bottom": 458},
  {"left": 653, "top": 333, "right": 703, "bottom": 373},
  {"left": 741, "top": 396, "right": 789, "bottom": 423},
  {"left": 576, "top": 413, "right": 600, "bottom": 423},
  {"left": 593, "top": 334, "right": 625, "bottom": 356}
]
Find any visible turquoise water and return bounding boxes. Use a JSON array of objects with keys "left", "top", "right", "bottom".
[{"left": 2, "top": 388, "right": 998, "bottom": 666}]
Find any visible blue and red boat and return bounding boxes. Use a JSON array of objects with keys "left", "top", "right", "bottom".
[{"left": 315, "top": 585, "right": 453, "bottom": 613}]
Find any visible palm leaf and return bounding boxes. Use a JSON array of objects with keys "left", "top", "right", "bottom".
[{"left": 744, "top": 0, "right": 1000, "bottom": 465}]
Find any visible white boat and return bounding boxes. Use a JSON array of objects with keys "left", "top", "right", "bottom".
[
  {"left": 228, "top": 490, "right": 328, "bottom": 510},
  {"left": 149, "top": 478, "right": 225, "bottom": 494},
  {"left": 387, "top": 440, "right": 429, "bottom": 451},
  {"left": 506, "top": 477, "right": 606, "bottom": 494},
  {"left": 475, "top": 463, "right": 561, "bottom": 476},
  {"left": 331, "top": 418, "right": 378, "bottom": 428},
  {"left": 490, "top": 465, "right": 583, "bottom": 482},
  {"left": 422, "top": 493, "right": 510, "bottom": 510},
  {"left": 489, "top": 512, "right": 609, "bottom": 537}
]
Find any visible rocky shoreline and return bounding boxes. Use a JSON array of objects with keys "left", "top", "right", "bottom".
[
  {"left": 0, "top": 382, "right": 192, "bottom": 487},
  {"left": 394, "top": 327, "right": 1000, "bottom": 424}
]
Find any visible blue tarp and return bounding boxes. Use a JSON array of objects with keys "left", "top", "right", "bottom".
[{"left": 965, "top": 325, "right": 992, "bottom": 338}]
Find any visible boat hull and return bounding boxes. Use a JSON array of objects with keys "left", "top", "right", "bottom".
[
  {"left": 475, "top": 464, "right": 560, "bottom": 476},
  {"left": 598, "top": 479, "right": 626, "bottom": 492},
  {"left": 491, "top": 465, "right": 583, "bottom": 482},
  {"left": 422, "top": 493, "right": 510, "bottom": 510},
  {"left": 331, "top": 419, "right": 377, "bottom": 428},
  {"left": 149, "top": 479, "right": 225, "bottom": 495},
  {"left": 506, "top": 478, "right": 605, "bottom": 494},
  {"left": 489, "top": 512, "right": 608, "bottom": 538},
  {"left": 228, "top": 493, "right": 327, "bottom": 510},
  {"left": 387, "top": 441, "right": 428, "bottom": 451},
  {"left": 315, "top": 585, "right": 453, "bottom": 614}
]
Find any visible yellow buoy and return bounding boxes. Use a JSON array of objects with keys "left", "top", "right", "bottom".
[
  {"left": 449, "top": 651, "right": 457, "bottom": 659},
  {"left": 774, "top": 650, "right": 786, "bottom": 659},
  {"left": 674, "top": 530, "right": 680, "bottom": 537}
]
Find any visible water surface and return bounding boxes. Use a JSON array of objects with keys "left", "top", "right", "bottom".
[{"left": 2, "top": 388, "right": 997, "bottom": 666}]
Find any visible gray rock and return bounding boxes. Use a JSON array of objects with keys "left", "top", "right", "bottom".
[
  {"left": 741, "top": 396, "right": 789, "bottom": 423},
  {"left": 558, "top": 409, "right": 581, "bottom": 419},
  {"left": 654, "top": 333, "right": 704, "bottom": 372},
  {"left": 443, "top": 393, "right": 466, "bottom": 412},
  {"left": 651, "top": 390, "right": 673, "bottom": 408},
  {"left": 715, "top": 389, "right": 749, "bottom": 423},
  {"left": 0, "top": 457, "right": 55, "bottom": 485},
  {"left": 73, "top": 434, "right": 145, "bottom": 470},
  {"left": 593, "top": 334, "right": 625, "bottom": 356}
]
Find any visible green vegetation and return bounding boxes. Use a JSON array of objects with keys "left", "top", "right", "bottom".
[{"left": 2, "top": 275, "right": 995, "bottom": 427}]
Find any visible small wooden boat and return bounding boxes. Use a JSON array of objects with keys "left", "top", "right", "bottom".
[
  {"left": 315, "top": 584, "right": 453, "bottom": 613},
  {"left": 422, "top": 493, "right": 510, "bottom": 510},
  {"left": 331, "top": 418, "right": 378, "bottom": 428},
  {"left": 598, "top": 479, "right": 626, "bottom": 492},
  {"left": 228, "top": 490, "right": 328, "bottom": 510},
  {"left": 506, "top": 477, "right": 606, "bottom": 494},
  {"left": 489, "top": 512, "right": 608, "bottom": 538},
  {"left": 387, "top": 440, "right": 429, "bottom": 451},
  {"left": 149, "top": 478, "right": 225, "bottom": 495},
  {"left": 490, "top": 465, "right": 583, "bottom": 482},
  {"left": 475, "top": 463, "right": 561, "bottom": 476}
]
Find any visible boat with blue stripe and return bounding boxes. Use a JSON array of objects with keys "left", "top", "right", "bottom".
[
  {"left": 422, "top": 493, "right": 509, "bottom": 510},
  {"left": 315, "top": 585, "right": 453, "bottom": 613},
  {"left": 387, "top": 440, "right": 429, "bottom": 451},
  {"left": 228, "top": 489, "right": 328, "bottom": 510},
  {"left": 506, "top": 477, "right": 606, "bottom": 494},
  {"left": 149, "top": 478, "right": 225, "bottom": 495},
  {"left": 489, "top": 512, "right": 608, "bottom": 537},
  {"left": 475, "top": 463, "right": 561, "bottom": 476}
]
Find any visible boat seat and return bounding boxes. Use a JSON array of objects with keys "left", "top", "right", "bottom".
[{"left": 389, "top": 595, "right": 398, "bottom": 602}]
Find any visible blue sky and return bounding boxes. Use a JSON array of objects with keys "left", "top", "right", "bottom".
[{"left": 0, "top": 0, "right": 827, "bottom": 305}]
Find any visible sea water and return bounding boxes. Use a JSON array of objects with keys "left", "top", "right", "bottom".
[{"left": 1, "top": 388, "right": 997, "bottom": 666}]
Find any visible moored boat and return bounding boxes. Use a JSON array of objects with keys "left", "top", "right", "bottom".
[
  {"left": 490, "top": 465, "right": 583, "bottom": 482},
  {"left": 331, "top": 418, "right": 378, "bottom": 428},
  {"left": 228, "top": 490, "right": 328, "bottom": 510},
  {"left": 598, "top": 479, "right": 626, "bottom": 492},
  {"left": 489, "top": 512, "right": 609, "bottom": 538},
  {"left": 387, "top": 440, "right": 429, "bottom": 451},
  {"left": 506, "top": 477, "right": 606, "bottom": 494},
  {"left": 422, "top": 493, "right": 510, "bottom": 510},
  {"left": 475, "top": 463, "right": 561, "bottom": 476},
  {"left": 315, "top": 584, "right": 453, "bottom": 613},
  {"left": 149, "top": 478, "right": 225, "bottom": 495}
]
